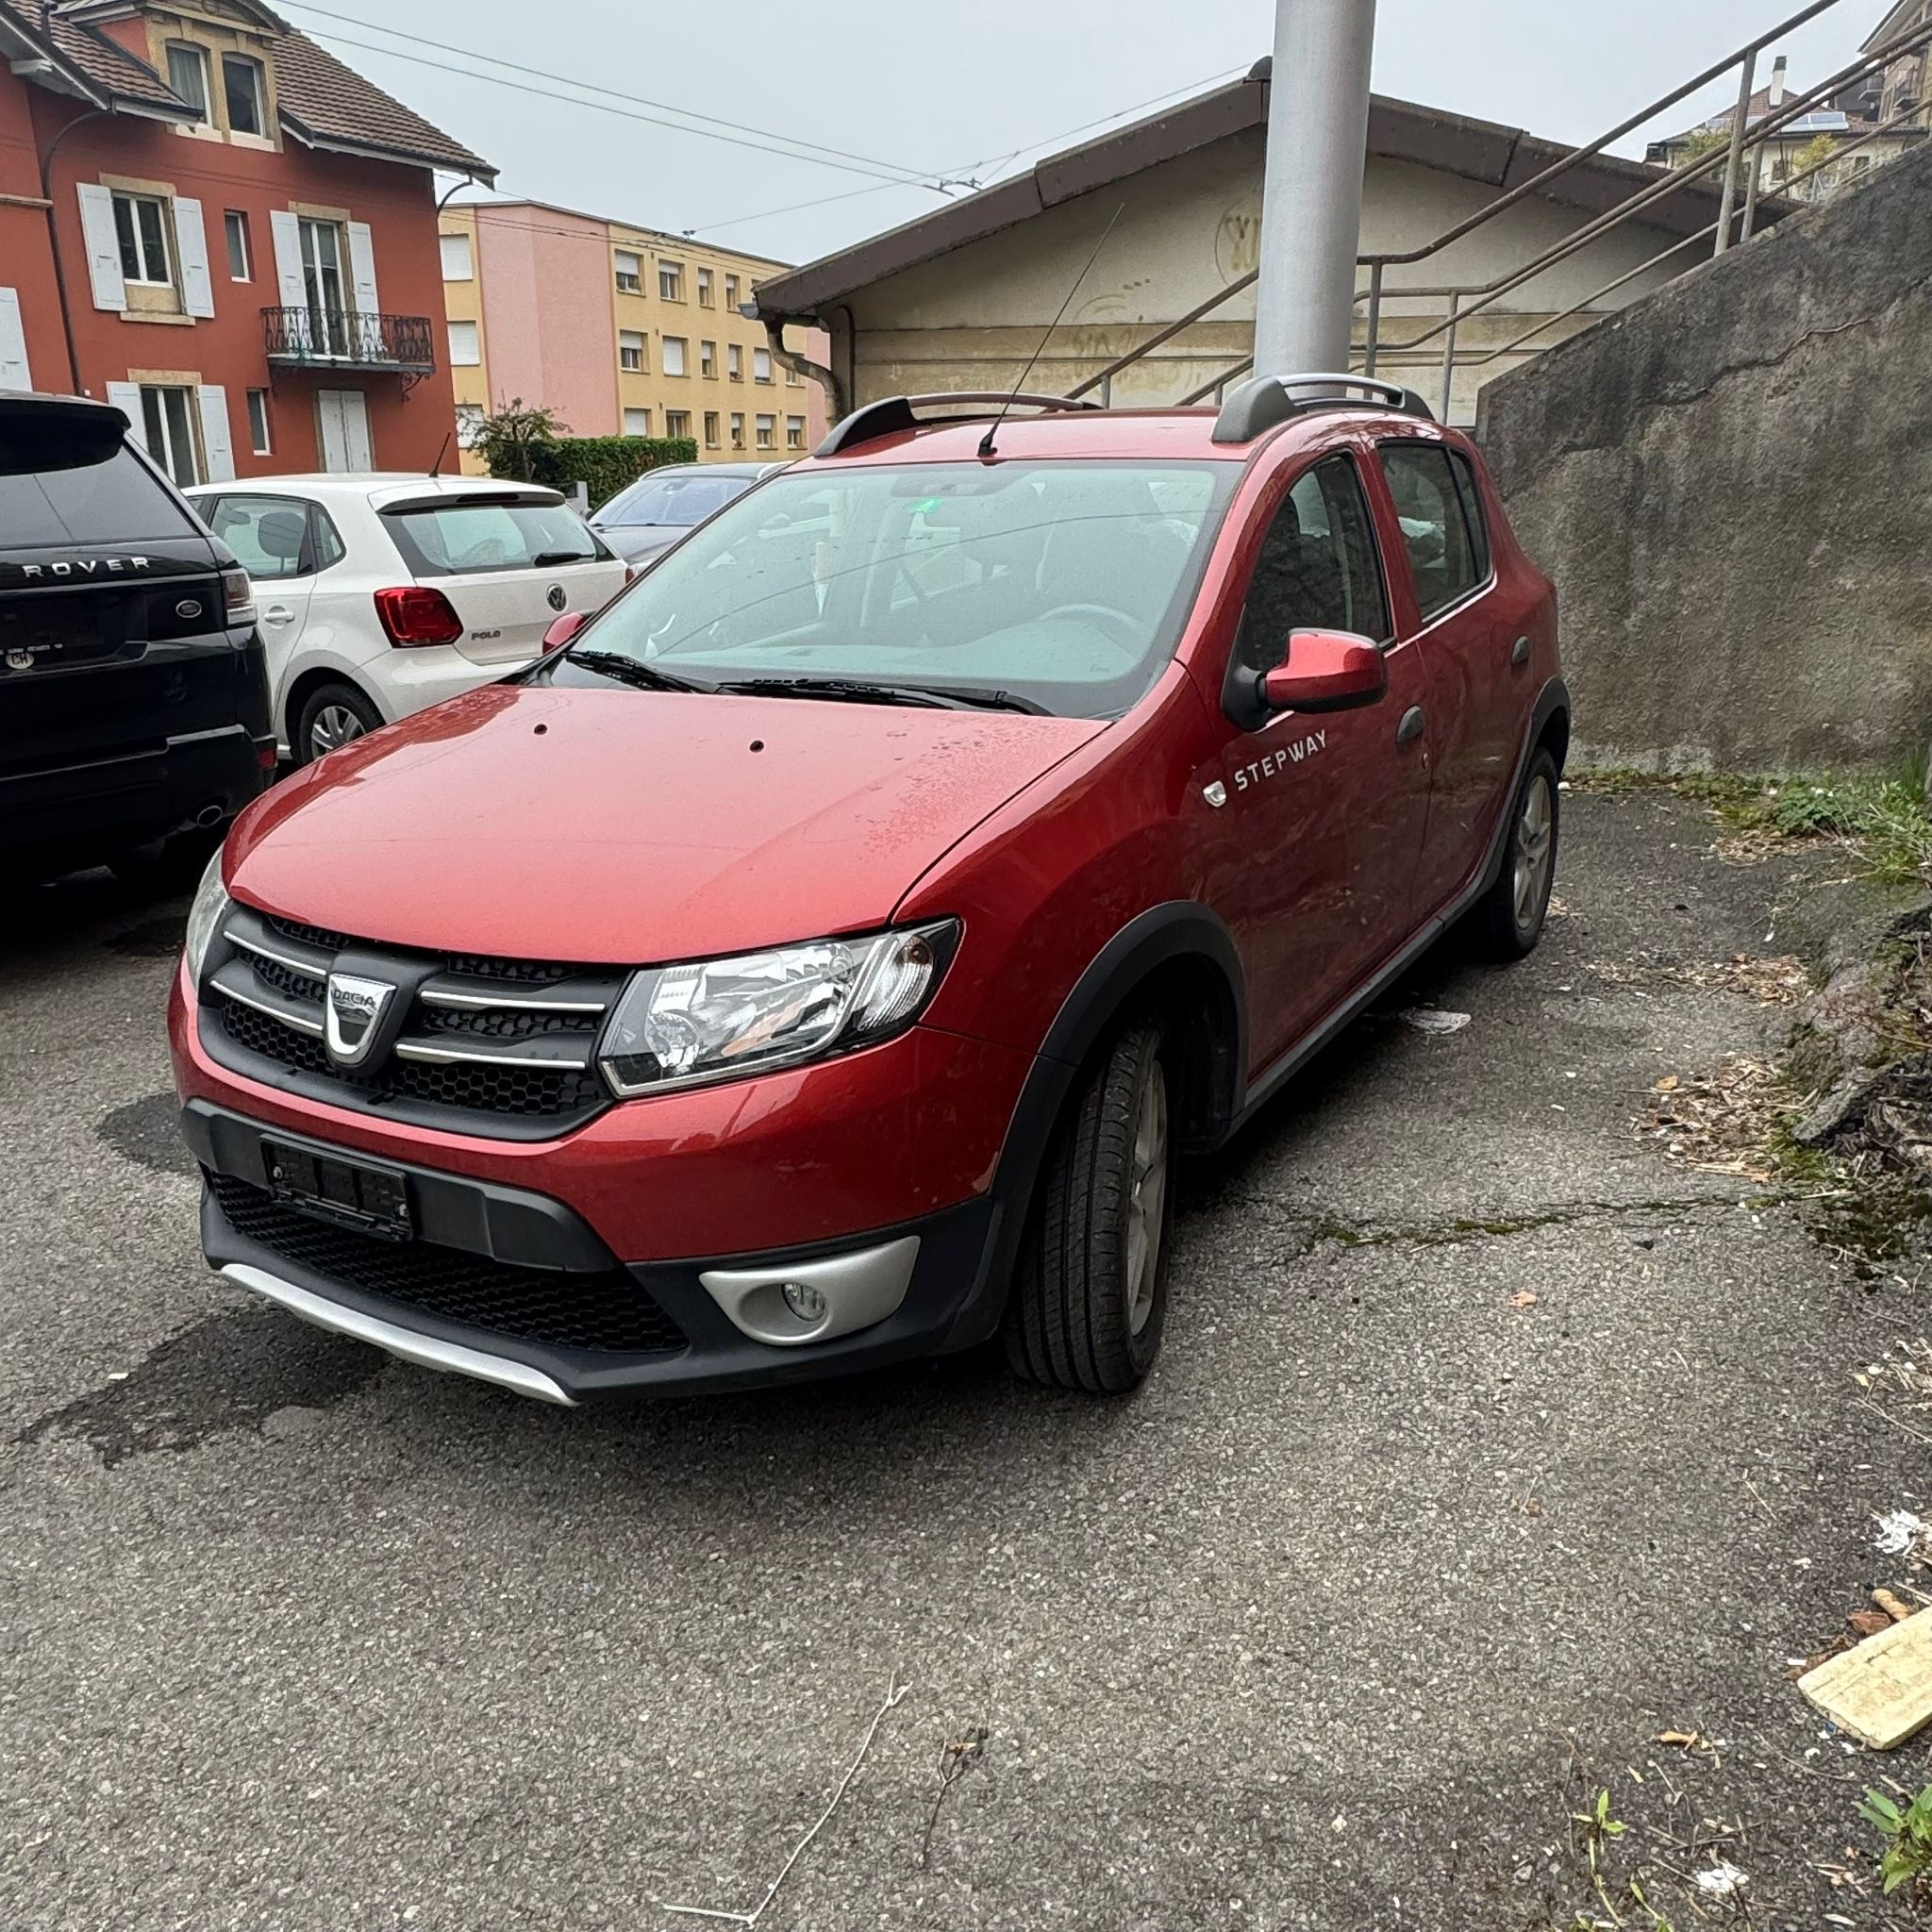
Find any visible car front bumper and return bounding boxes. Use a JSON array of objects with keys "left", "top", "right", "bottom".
[{"left": 172, "top": 971, "right": 1041, "bottom": 1400}]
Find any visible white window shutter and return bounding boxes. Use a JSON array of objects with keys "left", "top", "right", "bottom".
[
  {"left": 0, "top": 289, "right": 29, "bottom": 390},
  {"left": 347, "top": 221, "right": 378, "bottom": 315},
  {"left": 270, "top": 209, "right": 306, "bottom": 307},
  {"left": 174, "top": 197, "right": 215, "bottom": 318},
  {"left": 107, "top": 381, "right": 144, "bottom": 445},
  {"left": 77, "top": 183, "right": 126, "bottom": 311},
  {"left": 197, "top": 385, "right": 235, "bottom": 481}
]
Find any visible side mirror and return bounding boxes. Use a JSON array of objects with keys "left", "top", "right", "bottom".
[
  {"left": 1259, "top": 630, "right": 1386, "bottom": 713},
  {"left": 541, "top": 609, "right": 589, "bottom": 653}
]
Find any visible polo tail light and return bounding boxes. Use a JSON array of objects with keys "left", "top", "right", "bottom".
[{"left": 374, "top": 585, "right": 464, "bottom": 647}]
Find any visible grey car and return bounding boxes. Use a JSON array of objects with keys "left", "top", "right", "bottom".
[{"left": 589, "top": 461, "right": 786, "bottom": 567}]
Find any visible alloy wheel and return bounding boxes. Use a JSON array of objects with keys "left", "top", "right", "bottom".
[
  {"left": 1513, "top": 772, "right": 1556, "bottom": 934},
  {"left": 309, "top": 705, "right": 367, "bottom": 757}
]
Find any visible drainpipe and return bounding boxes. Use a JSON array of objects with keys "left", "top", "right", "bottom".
[
  {"left": 37, "top": 108, "right": 108, "bottom": 394},
  {"left": 750, "top": 308, "right": 846, "bottom": 421}
]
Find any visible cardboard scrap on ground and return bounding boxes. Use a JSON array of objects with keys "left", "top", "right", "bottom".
[{"left": 1800, "top": 1604, "right": 1932, "bottom": 1749}]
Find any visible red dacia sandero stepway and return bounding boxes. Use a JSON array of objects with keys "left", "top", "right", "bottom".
[{"left": 171, "top": 375, "right": 1566, "bottom": 1405}]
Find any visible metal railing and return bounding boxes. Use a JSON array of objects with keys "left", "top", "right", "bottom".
[
  {"left": 261, "top": 306, "right": 438, "bottom": 375},
  {"left": 1071, "top": 0, "right": 1932, "bottom": 421}
]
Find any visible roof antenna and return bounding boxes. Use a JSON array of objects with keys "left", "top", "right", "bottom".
[
  {"left": 978, "top": 201, "right": 1124, "bottom": 459},
  {"left": 428, "top": 430, "right": 452, "bottom": 479}
]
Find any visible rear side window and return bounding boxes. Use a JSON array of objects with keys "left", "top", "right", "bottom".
[
  {"left": 0, "top": 411, "right": 194, "bottom": 548},
  {"left": 1233, "top": 453, "right": 1390, "bottom": 678},
  {"left": 203, "top": 493, "right": 313, "bottom": 580},
  {"left": 1378, "top": 442, "right": 1490, "bottom": 620},
  {"left": 381, "top": 499, "right": 611, "bottom": 576}
]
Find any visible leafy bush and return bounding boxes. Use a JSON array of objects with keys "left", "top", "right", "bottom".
[
  {"left": 471, "top": 398, "right": 566, "bottom": 484},
  {"left": 529, "top": 436, "right": 697, "bottom": 509}
]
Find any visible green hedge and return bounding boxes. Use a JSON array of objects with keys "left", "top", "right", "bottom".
[{"left": 525, "top": 436, "right": 697, "bottom": 508}]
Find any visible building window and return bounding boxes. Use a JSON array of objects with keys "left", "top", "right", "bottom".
[
  {"left": 614, "top": 249, "right": 641, "bottom": 293},
  {"left": 786, "top": 365, "right": 803, "bottom": 387},
  {"left": 658, "top": 259, "right": 682, "bottom": 301},
  {"left": 113, "top": 192, "right": 174, "bottom": 287},
  {"left": 727, "top": 343, "right": 742, "bottom": 381},
  {"left": 699, "top": 339, "right": 716, "bottom": 378},
  {"left": 297, "top": 215, "right": 349, "bottom": 350},
  {"left": 755, "top": 413, "right": 774, "bottom": 449},
  {"left": 703, "top": 410, "right": 720, "bottom": 448},
  {"left": 619, "top": 329, "right": 646, "bottom": 372},
  {"left": 141, "top": 384, "right": 202, "bottom": 487},
  {"left": 245, "top": 386, "right": 273, "bottom": 455},
  {"left": 696, "top": 267, "right": 712, "bottom": 307},
  {"left": 166, "top": 42, "right": 211, "bottom": 124},
  {"left": 440, "top": 231, "right": 473, "bottom": 280},
  {"left": 455, "top": 401, "right": 485, "bottom": 448},
  {"left": 785, "top": 414, "right": 805, "bottom": 450},
  {"left": 724, "top": 274, "right": 739, "bottom": 308},
  {"left": 661, "top": 335, "right": 687, "bottom": 376},
  {"left": 666, "top": 409, "right": 691, "bottom": 440},
  {"left": 753, "top": 347, "right": 773, "bottom": 383},
  {"left": 224, "top": 208, "right": 252, "bottom": 281},
  {"left": 447, "top": 319, "right": 480, "bottom": 366},
  {"left": 729, "top": 411, "right": 744, "bottom": 449},
  {"left": 624, "top": 407, "right": 650, "bottom": 436},
  {"left": 222, "top": 54, "right": 267, "bottom": 137}
]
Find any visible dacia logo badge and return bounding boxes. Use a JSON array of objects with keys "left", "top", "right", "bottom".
[{"left": 325, "top": 972, "right": 396, "bottom": 1068}]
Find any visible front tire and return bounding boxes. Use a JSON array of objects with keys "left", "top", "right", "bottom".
[
  {"left": 293, "top": 682, "right": 382, "bottom": 765},
  {"left": 1471, "top": 746, "right": 1559, "bottom": 960},
  {"left": 1005, "top": 1022, "right": 1174, "bottom": 1393}
]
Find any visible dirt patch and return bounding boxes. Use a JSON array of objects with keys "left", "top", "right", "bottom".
[
  {"left": 1641, "top": 1057, "right": 1789, "bottom": 1183},
  {"left": 1591, "top": 952, "right": 1810, "bottom": 1006}
]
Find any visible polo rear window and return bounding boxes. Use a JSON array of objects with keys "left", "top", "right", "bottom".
[{"left": 380, "top": 499, "right": 611, "bottom": 576}]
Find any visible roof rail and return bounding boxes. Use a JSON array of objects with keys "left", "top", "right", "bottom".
[
  {"left": 815, "top": 391, "right": 1102, "bottom": 458},
  {"left": 1210, "top": 372, "right": 1434, "bottom": 444}
]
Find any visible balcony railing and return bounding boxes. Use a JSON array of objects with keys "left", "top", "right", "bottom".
[{"left": 261, "top": 307, "right": 437, "bottom": 377}]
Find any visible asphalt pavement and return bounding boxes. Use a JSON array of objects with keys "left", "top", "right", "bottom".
[{"left": 5, "top": 790, "right": 1929, "bottom": 1931}]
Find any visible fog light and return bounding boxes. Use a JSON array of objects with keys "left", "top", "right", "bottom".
[{"left": 781, "top": 1281, "right": 828, "bottom": 1324}]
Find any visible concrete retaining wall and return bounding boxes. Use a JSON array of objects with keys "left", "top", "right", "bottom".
[{"left": 1477, "top": 139, "right": 1932, "bottom": 773}]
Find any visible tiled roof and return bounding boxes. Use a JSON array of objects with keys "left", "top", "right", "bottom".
[
  {"left": 1, "top": 0, "right": 191, "bottom": 111},
  {"left": 270, "top": 25, "right": 494, "bottom": 181},
  {"left": 6, "top": 2, "right": 491, "bottom": 179}
]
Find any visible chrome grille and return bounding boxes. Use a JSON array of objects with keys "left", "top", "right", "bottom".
[{"left": 200, "top": 906, "right": 625, "bottom": 1137}]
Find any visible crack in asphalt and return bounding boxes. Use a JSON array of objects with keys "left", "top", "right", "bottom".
[{"left": 1214, "top": 1191, "right": 1760, "bottom": 1251}]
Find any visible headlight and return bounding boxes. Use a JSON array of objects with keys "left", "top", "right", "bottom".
[
  {"left": 598, "top": 920, "right": 959, "bottom": 1098},
  {"left": 183, "top": 848, "right": 232, "bottom": 982}
]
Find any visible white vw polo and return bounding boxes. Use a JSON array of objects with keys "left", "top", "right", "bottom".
[{"left": 185, "top": 473, "right": 629, "bottom": 763}]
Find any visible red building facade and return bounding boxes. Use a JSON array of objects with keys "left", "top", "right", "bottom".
[{"left": 0, "top": 0, "right": 491, "bottom": 480}]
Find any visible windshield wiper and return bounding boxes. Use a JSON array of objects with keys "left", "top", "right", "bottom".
[
  {"left": 532, "top": 548, "right": 596, "bottom": 567},
  {"left": 719, "top": 677, "right": 1045, "bottom": 715},
  {"left": 567, "top": 650, "right": 714, "bottom": 694}
]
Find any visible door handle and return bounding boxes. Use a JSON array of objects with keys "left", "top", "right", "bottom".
[
  {"left": 263, "top": 605, "right": 296, "bottom": 625},
  {"left": 1510, "top": 634, "right": 1531, "bottom": 668},
  {"left": 1396, "top": 705, "right": 1426, "bottom": 746}
]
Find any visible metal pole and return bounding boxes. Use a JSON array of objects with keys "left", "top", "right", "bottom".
[
  {"left": 1363, "top": 261, "right": 1383, "bottom": 375},
  {"left": 1714, "top": 50, "right": 1757, "bottom": 256},
  {"left": 1740, "top": 142, "right": 1764, "bottom": 242},
  {"left": 1252, "top": 0, "right": 1378, "bottom": 377},
  {"left": 1437, "top": 291, "right": 1459, "bottom": 423}
]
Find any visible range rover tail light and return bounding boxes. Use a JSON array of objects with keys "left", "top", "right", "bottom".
[{"left": 374, "top": 585, "right": 464, "bottom": 647}]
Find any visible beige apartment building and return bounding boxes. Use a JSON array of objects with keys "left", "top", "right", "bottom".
[{"left": 439, "top": 199, "right": 828, "bottom": 469}]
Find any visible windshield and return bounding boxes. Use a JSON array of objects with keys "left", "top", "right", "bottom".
[
  {"left": 600, "top": 471, "right": 753, "bottom": 528},
  {"left": 548, "top": 459, "right": 1236, "bottom": 719},
  {"left": 383, "top": 499, "right": 609, "bottom": 575}
]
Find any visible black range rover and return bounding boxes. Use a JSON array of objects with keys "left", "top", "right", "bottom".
[{"left": 2, "top": 391, "right": 273, "bottom": 880}]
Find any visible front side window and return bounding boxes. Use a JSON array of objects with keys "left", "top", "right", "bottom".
[
  {"left": 658, "top": 260, "right": 682, "bottom": 301},
  {"left": 223, "top": 54, "right": 266, "bottom": 136},
  {"left": 1378, "top": 441, "right": 1489, "bottom": 621},
  {"left": 113, "top": 192, "right": 173, "bottom": 286},
  {"left": 549, "top": 459, "right": 1238, "bottom": 721},
  {"left": 205, "top": 492, "right": 311, "bottom": 578},
  {"left": 225, "top": 208, "right": 252, "bottom": 280},
  {"left": 167, "top": 42, "right": 210, "bottom": 122},
  {"left": 141, "top": 384, "right": 202, "bottom": 488},
  {"left": 1232, "top": 455, "right": 1390, "bottom": 681},
  {"left": 383, "top": 498, "right": 609, "bottom": 576}
]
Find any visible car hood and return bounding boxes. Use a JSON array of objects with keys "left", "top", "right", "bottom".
[
  {"left": 594, "top": 525, "right": 682, "bottom": 565},
  {"left": 226, "top": 682, "right": 1103, "bottom": 962}
]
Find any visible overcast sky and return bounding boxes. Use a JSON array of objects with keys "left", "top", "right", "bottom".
[{"left": 279, "top": 0, "right": 1874, "bottom": 266}]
